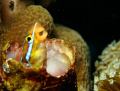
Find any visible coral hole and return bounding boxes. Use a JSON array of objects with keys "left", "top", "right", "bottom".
[{"left": 9, "top": 1, "right": 15, "bottom": 11}]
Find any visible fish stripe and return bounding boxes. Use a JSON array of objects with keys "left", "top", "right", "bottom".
[{"left": 25, "top": 22, "right": 37, "bottom": 62}]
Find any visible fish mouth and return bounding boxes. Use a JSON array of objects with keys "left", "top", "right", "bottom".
[{"left": 2, "top": 39, "right": 75, "bottom": 77}]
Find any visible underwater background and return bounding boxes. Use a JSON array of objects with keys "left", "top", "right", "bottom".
[
  {"left": 0, "top": 0, "right": 120, "bottom": 90},
  {"left": 44, "top": 0, "right": 120, "bottom": 79}
]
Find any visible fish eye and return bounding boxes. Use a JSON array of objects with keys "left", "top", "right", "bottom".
[
  {"left": 25, "top": 35, "right": 33, "bottom": 43},
  {"left": 27, "top": 37, "right": 31, "bottom": 41}
]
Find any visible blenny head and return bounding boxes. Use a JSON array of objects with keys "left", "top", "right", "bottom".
[{"left": 21, "top": 22, "right": 48, "bottom": 64}]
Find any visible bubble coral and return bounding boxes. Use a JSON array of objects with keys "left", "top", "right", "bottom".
[{"left": 94, "top": 40, "right": 120, "bottom": 91}]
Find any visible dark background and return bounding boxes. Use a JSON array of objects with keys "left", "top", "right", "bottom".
[{"left": 45, "top": 0, "right": 120, "bottom": 79}]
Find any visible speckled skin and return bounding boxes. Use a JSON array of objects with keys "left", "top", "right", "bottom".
[{"left": 52, "top": 24, "right": 91, "bottom": 91}]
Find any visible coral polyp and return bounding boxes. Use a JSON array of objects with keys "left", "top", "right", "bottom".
[{"left": 94, "top": 40, "right": 120, "bottom": 91}]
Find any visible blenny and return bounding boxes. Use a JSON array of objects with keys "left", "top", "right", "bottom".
[{"left": 20, "top": 22, "right": 48, "bottom": 67}]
